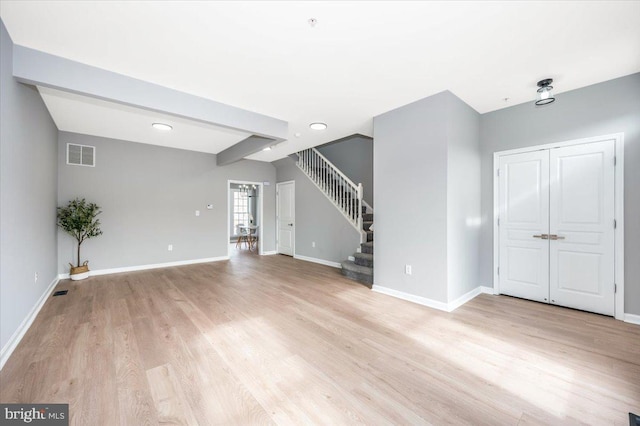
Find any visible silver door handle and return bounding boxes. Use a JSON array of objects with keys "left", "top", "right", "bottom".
[
  {"left": 533, "top": 234, "right": 549, "bottom": 239},
  {"left": 549, "top": 234, "right": 565, "bottom": 240}
]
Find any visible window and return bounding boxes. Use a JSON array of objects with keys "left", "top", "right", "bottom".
[{"left": 233, "top": 191, "right": 249, "bottom": 234}]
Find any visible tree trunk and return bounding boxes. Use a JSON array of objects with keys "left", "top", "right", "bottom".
[{"left": 77, "top": 241, "right": 81, "bottom": 267}]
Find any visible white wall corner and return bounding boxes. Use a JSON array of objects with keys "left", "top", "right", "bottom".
[
  {"left": 293, "top": 254, "right": 341, "bottom": 269},
  {"left": 624, "top": 313, "right": 640, "bottom": 326},
  {"left": 1, "top": 276, "right": 59, "bottom": 371}
]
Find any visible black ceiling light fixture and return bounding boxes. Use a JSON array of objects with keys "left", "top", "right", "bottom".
[{"left": 535, "top": 78, "right": 555, "bottom": 106}]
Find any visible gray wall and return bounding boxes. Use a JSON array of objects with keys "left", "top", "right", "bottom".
[
  {"left": 480, "top": 72, "right": 640, "bottom": 315},
  {"left": 0, "top": 21, "right": 59, "bottom": 352},
  {"left": 316, "top": 135, "right": 374, "bottom": 207},
  {"left": 57, "top": 132, "right": 277, "bottom": 273},
  {"left": 373, "top": 92, "right": 451, "bottom": 303},
  {"left": 447, "top": 95, "right": 481, "bottom": 301},
  {"left": 273, "top": 157, "right": 361, "bottom": 263}
]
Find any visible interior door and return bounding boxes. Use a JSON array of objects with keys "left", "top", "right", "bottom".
[
  {"left": 277, "top": 181, "right": 295, "bottom": 256},
  {"left": 549, "top": 141, "right": 615, "bottom": 315},
  {"left": 499, "top": 150, "right": 550, "bottom": 303}
]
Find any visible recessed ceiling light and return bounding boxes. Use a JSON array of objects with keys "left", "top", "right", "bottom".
[
  {"left": 152, "top": 122, "right": 173, "bottom": 131},
  {"left": 309, "top": 122, "right": 327, "bottom": 131},
  {"left": 294, "top": 132, "right": 301, "bottom": 138},
  {"left": 263, "top": 146, "right": 272, "bottom": 151}
]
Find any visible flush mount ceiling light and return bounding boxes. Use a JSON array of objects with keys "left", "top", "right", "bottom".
[
  {"left": 152, "top": 122, "right": 173, "bottom": 131},
  {"left": 309, "top": 122, "right": 327, "bottom": 131},
  {"left": 308, "top": 18, "right": 318, "bottom": 27},
  {"left": 535, "top": 79, "right": 556, "bottom": 106}
]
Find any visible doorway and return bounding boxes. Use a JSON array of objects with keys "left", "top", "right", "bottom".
[
  {"left": 228, "top": 180, "right": 263, "bottom": 257},
  {"left": 493, "top": 134, "right": 624, "bottom": 318},
  {"left": 276, "top": 181, "right": 295, "bottom": 256}
]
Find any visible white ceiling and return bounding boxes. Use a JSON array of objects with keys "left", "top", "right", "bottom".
[
  {"left": 37, "top": 87, "right": 250, "bottom": 154},
  {"left": 2, "top": 1, "right": 639, "bottom": 162}
]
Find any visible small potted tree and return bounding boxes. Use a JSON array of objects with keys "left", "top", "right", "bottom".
[{"left": 57, "top": 198, "right": 103, "bottom": 280}]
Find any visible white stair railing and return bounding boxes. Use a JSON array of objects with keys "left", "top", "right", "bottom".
[{"left": 296, "top": 148, "right": 365, "bottom": 242}]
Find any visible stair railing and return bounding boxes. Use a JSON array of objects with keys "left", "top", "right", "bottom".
[{"left": 296, "top": 148, "right": 365, "bottom": 242}]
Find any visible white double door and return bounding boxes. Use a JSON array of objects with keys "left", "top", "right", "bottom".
[{"left": 498, "top": 140, "right": 615, "bottom": 316}]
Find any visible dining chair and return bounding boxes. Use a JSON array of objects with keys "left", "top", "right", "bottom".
[{"left": 235, "top": 224, "right": 248, "bottom": 249}]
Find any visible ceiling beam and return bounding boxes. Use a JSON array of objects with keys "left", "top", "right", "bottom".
[
  {"left": 12, "top": 45, "right": 288, "bottom": 142},
  {"left": 216, "top": 135, "right": 275, "bottom": 166}
]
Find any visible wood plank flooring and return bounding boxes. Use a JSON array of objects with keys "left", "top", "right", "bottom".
[{"left": 1, "top": 249, "right": 639, "bottom": 425}]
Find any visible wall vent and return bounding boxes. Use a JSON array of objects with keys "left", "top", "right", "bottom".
[{"left": 67, "top": 143, "right": 95, "bottom": 167}]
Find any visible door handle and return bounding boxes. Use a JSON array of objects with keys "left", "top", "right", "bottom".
[
  {"left": 549, "top": 234, "right": 565, "bottom": 240},
  {"left": 533, "top": 234, "right": 549, "bottom": 239}
]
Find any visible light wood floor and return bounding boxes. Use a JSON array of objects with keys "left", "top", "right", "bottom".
[{"left": 1, "top": 250, "right": 639, "bottom": 425}]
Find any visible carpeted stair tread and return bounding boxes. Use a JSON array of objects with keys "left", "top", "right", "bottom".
[
  {"left": 354, "top": 252, "right": 374, "bottom": 267},
  {"left": 341, "top": 260, "right": 373, "bottom": 276},
  {"left": 360, "top": 241, "right": 374, "bottom": 254},
  {"left": 363, "top": 213, "right": 374, "bottom": 222}
]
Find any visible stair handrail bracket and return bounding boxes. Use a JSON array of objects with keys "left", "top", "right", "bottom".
[{"left": 296, "top": 148, "right": 366, "bottom": 243}]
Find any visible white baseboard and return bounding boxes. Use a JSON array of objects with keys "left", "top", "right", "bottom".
[
  {"left": 293, "top": 254, "right": 341, "bottom": 269},
  {"left": 372, "top": 285, "right": 493, "bottom": 313},
  {"left": 372, "top": 285, "right": 450, "bottom": 311},
  {"left": 261, "top": 251, "right": 277, "bottom": 256},
  {"left": 58, "top": 256, "right": 229, "bottom": 280},
  {"left": 1, "top": 276, "right": 59, "bottom": 371},
  {"left": 480, "top": 285, "right": 495, "bottom": 295},
  {"left": 624, "top": 313, "right": 640, "bottom": 326},
  {"left": 448, "top": 287, "right": 483, "bottom": 311}
]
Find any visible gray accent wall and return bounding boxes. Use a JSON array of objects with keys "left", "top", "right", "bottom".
[
  {"left": 57, "top": 132, "right": 276, "bottom": 273},
  {"left": 273, "top": 157, "right": 361, "bottom": 264},
  {"left": 374, "top": 91, "right": 480, "bottom": 303},
  {"left": 316, "top": 135, "right": 374, "bottom": 207},
  {"left": 480, "top": 73, "right": 640, "bottom": 315},
  {"left": 1, "top": 20, "right": 59, "bottom": 352}
]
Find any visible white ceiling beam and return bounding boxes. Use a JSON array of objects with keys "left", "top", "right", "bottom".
[
  {"left": 12, "top": 45, "right": 288, "bottom": 143},
  {"left": 216, "top": 136, "right": 275, "bottom": 166}
]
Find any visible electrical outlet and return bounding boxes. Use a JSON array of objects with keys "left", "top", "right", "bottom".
[
  {"left": 312, "top": 241, "right": 316, "bottom": 248},
  {"left": 195, "top": 210, "right": 200, "bottom": 216},
  {"left": 34, "top": 272, "right": 38, "bottom": 283},
  {"left": 168, "top": 244, "right": 173, "bottom": 251},
  {"left": 405, "top": 265, "right": 412, "bottom": 275}
]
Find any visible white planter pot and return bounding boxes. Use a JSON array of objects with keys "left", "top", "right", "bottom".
[{"left": 70, "top": 271, "right": 90, "bottom": 281}]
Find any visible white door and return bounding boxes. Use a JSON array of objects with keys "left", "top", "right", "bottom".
[
  {"left": 277, "top": 181, "right": 295, "bottom": 256},
  {"left": 499, "top": 150, "right": 550, "bottom": 303},
  {"left": 498, "top": 141, "right": 616, "bottom": 316},
  {"left": 549, "top": 141, "right": 615, "bottom": 315}
]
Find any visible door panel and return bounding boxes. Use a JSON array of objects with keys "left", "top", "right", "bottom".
[
  {"left": 277, "top": 182, "right": 295, "bottom": 256},
  {"left": 549, "top": 141, "right": 615, "bottom": 315},
  {"left": 499, "top": 151, "right": 550, "bottom": 303}
]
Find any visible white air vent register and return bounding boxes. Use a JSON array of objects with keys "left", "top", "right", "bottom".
[{"left": 67, "top": 143, "right": 95, "bottom": 167}]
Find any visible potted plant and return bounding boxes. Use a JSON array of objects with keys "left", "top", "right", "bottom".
[{"left": 57, "top": 198, "right": 103, "bottom": 280}]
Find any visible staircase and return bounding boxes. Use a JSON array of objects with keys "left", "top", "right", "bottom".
[
  {"left": 340, "top": 212, "right": 374, "bottom": 287},
  {"left": 296, "top": 148, "right": 373, "bottom": 287}
]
